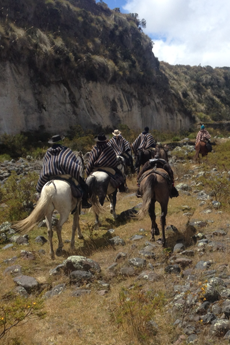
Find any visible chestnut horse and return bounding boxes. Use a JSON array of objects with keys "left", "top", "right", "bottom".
[{"left": 138, "top": 168, "right": 170, "bottom": 246}]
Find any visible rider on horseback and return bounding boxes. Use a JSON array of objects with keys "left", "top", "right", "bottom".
[
  {"left": 132, "top": 127, "right": 156, "bottom": 171},
  {"left": 132, "top": 126, "right": 156, "bottom": 153},
  {"left": 36, "top": 134, "right": 91, "bottom": 208},
  {"left": 86, "top": 133, "right": 126, "bottom": 192},
  {"left": 135, "top": 158, "right": 179, "bottom": 199},
  {"left": 194, "top": 124, "right": 211, "bottom": 160},
  {"left": 108, "top": 129, "right": 135, "bottom": 173}
]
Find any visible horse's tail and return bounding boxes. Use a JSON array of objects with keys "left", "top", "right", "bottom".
[
  {"left": 13, "top": 183, "right": 55, "bottom": 232},
  {"left": 138, "top": 174, "right": 157, "bottom": 219}
]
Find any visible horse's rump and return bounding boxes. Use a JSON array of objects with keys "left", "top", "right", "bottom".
[
  {"left": 91, "top": 167, "right": 124, "bottom": 189},
  {"left": 196, "top": 141, "right": 209, "bottom": 156}
]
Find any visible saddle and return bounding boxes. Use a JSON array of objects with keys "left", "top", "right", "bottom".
[
  {"left": 91, "top": 167, "right": 125, "bottom": 189},
  {"left": 48, "top": 174, "right": 82, "bottom": 199},
  {"left": 139, "top": 168, "right": 171, "bottom": 185}
]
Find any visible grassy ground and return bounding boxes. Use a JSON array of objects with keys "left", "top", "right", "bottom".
[{"left": 1, "top": 146, "right": 230, "bottom": 344}]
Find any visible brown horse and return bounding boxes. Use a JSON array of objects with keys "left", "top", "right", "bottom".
[
  {"left": 194, "top": 140, "right": 211, "bottom": 161},
  {"left": 138, "top": 168, "right": 170, "bottom": 246},
  {"left": 135, "top": 145, "right": 168, "bottom": 173}
]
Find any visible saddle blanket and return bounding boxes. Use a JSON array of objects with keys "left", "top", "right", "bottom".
[{"left": 48, "top": 174, "right": 83, "bottom": 198}]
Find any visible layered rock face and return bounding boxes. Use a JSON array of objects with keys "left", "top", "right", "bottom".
[{"left": 0, "top": 0, "right": 194, "bottom": 135}]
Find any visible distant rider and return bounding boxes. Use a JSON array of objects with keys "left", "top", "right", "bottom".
[
  {"left": 36, "top": 134, "right": 91, "bottom": 208},
  {"left": 86, "top": 133, "right": 126, "bottom": 192},
  {"left": 108, "top": 129, "right": 135, "bottom": 173},
  {"left": 131, "top": 126, "right": 156, "bottom": 154},
  {"left": 194, "top": 125, "right": 211, "bottom": 160}
]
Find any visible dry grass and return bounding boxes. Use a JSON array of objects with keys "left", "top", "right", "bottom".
[{"left": 1, "top": 163, "right": 230, "bottom": 344}]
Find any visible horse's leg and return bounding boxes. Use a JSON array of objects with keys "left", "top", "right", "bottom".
[
  {"left": 148, "top": 199, "right": 159, "bottom": 241},
  {"left": 109, "top": 190, "right": 117, "bottom": 219},
  {"left": 45, "top": 212, "right": 55, "bottom": 260},
  {"left": 161, "top": 202, "right": 168, "bottom": 247},
  {"left": 55, "top": 209, "right": 69, "bottom": 256},
  {"left": 70, "top": 201, "right": 83, "bottom": 252},
  {"left": 93, "top": 194, "right": 105, "bottom": 228}
]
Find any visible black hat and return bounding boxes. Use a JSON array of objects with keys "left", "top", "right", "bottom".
[
  {"left": 48, "top": 134, "right": 65, "bottom": 144},
  {"left": 94, "top": 133, "right": 108, "bottom": 142},
  {"left": 144, "top": 126, "right": 149, "bottom": 132}
]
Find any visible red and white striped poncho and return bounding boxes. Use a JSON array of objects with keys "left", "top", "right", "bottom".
[{"left": 195, "top": 130, "right": 211, "bottom": 144}]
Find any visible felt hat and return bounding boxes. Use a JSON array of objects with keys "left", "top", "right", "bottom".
[
  {"left": 144, "top": 126, "right": 149, "bottom": 132},
  {"left": 94, "top": 133, "right": 108, "bottom": 142},
  {"left": 48, "top": 134, "right": 65, "bottom": 144},
  {"left": 112, "top": 129, "right": 121, "bottom": 136}
]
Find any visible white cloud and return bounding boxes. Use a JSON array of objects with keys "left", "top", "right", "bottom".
[{"left": 123, "top": 0, "right": 230, "bottom": 67}]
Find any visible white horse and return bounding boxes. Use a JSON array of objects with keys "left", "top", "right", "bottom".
[
  {"left": 13, "top": 180, "right": 83, "bottom": 259},
  {"left": 86, "top": 156, "right": 126, "bottom": 228},
  {"left": 13, "top": 153, "right": 85, "bottom": 260}
]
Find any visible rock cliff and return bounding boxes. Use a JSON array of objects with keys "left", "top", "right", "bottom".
[{"left": 0, "top": 0, "right": 194, "bottom": 135}]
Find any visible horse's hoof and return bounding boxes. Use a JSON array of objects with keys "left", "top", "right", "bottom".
[
  {"left": 78, "top": 235, "right": 84, "bottom": 240},
  {"left": 56, "top": 248, "right": 63, "bottom": 256},
  {"left": 150, "top": 237, "right": 155, "bottom": 242},
  {"left": 155, "top": 229, "right": 160, "bottom": 236}
]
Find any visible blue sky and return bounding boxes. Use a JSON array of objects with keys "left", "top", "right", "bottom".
[{"left": 96, "top": 0, "right": 230, "bottom": 68}]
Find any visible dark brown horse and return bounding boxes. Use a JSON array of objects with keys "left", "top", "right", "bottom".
[
  {"left": 194, "top": 141, "right": 211, "bottom": 161},
  {"left": 135, "top": 146, "right": 168, "bottom": 173},
  {"left": 138, "top": 168, "right": 170, "bottom": 246}
]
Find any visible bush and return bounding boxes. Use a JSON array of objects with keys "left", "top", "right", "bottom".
[
  {"left": 2, "top": 171, "right": 37, "bottom": 221},
  {"left": 111, "top": 285, "right": 165, "bottom": 342}
]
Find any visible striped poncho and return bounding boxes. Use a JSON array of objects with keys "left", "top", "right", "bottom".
[
  {"left": 108, "top": 135, "right": 131, "bottom": 155},
  {"left": 132, "top": 132, "right": 155, "bottom": 153},
  {"left": 86, "top": 142, "right": 118, "bottom": 176},
  {"left": 36, "top": 145, "right": 82, "bottom": 193}
]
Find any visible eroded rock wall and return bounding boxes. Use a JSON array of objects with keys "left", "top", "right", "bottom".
[{"left": 0, "top": 62, "right": 193, "bottom": 135}]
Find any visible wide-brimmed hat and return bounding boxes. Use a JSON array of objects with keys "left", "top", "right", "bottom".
[
  {"left": 48, "top": 134, "right": 65, "bottom": 144},
  {"left": 94, "top": 133, "right": 108, "bottom": 142},
  {"left": 112, "top": 129, "right": 121, "bottom": 136}
]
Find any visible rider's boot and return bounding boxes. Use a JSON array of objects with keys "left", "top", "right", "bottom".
[{"left": 78, "top": 177, "right": 92, "bottom": 208}]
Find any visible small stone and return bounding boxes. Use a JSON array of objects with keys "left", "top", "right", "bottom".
[
  {"left": 109, "top": 236, "right": 126, "bottom": 246},
  {"left": 137, "top": 271, "right": 161, "bottom": 282},
  {"left": 13, "top": 275, "right": 39, "bottom": 293},
  {"left": 202, "top": 313, "right": 216, "bottom": 324},
  {"left": 14, "top": 286, "right": 29, "bottom": 298},
  {"left": 165, "top": 265, "right": 181, "bottom": 274},
  {"left": 129, "top": 258, "right": 146, "bottom": 268},
  {"left": 223, "top": 330, "right": 230, "bottom": 339},
  {"left": 115, "top": 252, "right": 127, "bottom": 262},
  {"left": 195, "top": 260, "right": 211, "bottom": 270},
  {"left": 44, "top": 284, "right": 65, "bottom": 299},
  {"left": 71, "top": 289, "right": 91, "bottom": 297},
  {"left": 213, "top": 230, "right": 227, "bottom": 236},
  {"left": 97, "top": 290, "right": 108, "bottom": 296},
  {"left": 181, "top": 250, "right": 195, "bottom": 256},
  {"left": 130, "top": 235, "right": 144, "bottom": 241},
  {"left": 210, "top": 319, "right": 230, "bottom": 336},
  {"left": 107, "top": 263, "right": 117, "bottom": 271},
  {"left": 4, "top": 265, "right": 22, "bottom": 276},
  {"left": 35, "top": 236, "right": 48, "bottom": 244},
  {"left": 120, "top": 267, "right": 136, "bottom": 276},
  {"left": 173, "top": 243, "right": 185, "bottom": 253},
  {"left": 38, "top": 249, "right": 46, "bottom": 255},
  {"left": 175, "top": 258, "right": 192, "bottom": 268},
  {"left": 69, "top": 270, "right": 93, "bottom": 284}
]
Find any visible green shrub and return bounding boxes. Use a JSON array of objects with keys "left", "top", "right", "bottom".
[{"left": 2, "top": 171, "right": 37, "bottom": 221}]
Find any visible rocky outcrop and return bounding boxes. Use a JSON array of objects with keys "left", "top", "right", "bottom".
[{"left": 0, "top": 0, "right": 194, "bottom": 135}]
